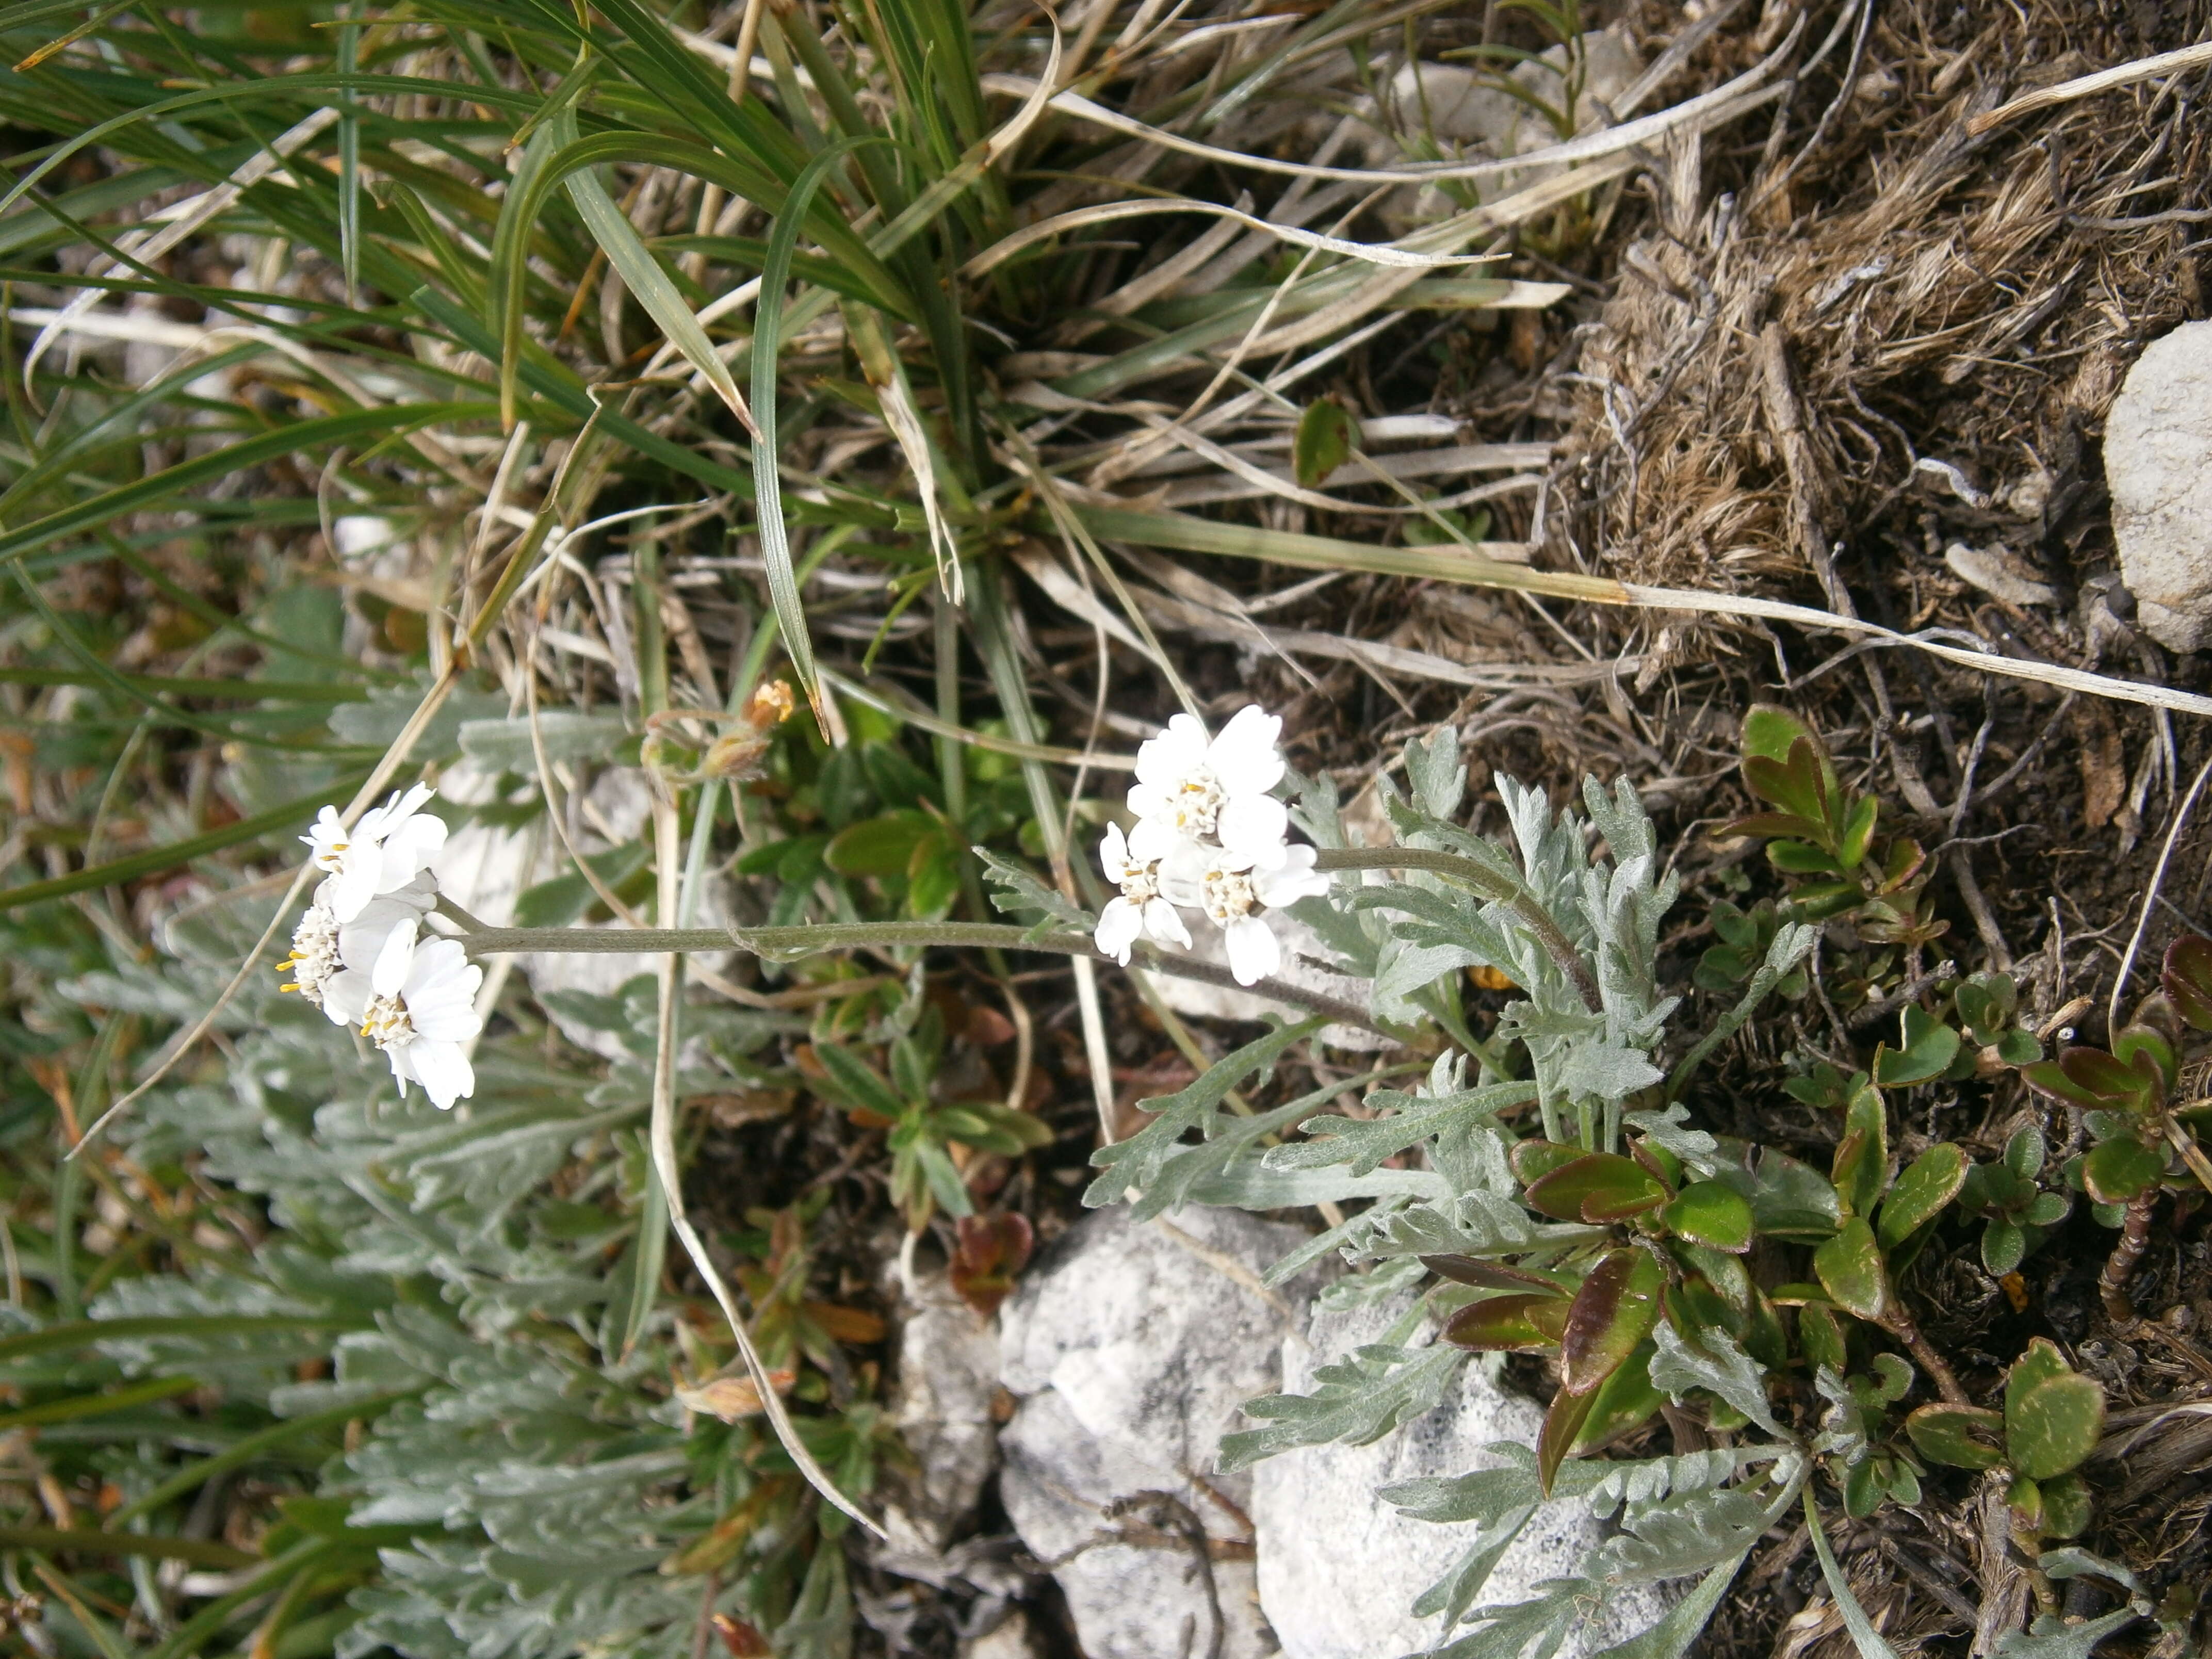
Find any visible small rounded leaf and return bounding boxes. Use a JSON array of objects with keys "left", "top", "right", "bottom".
[
  {"left": 1813, "top": 1217, "right": 1892, "bottom": 1322},
  {"left": 1659, "top": 1180, "right": 1756, "bottom": 1252},
  {"left": 2006, "top": 1338, "right": 2106, "bottom": 1481},
  {"left": 1878, "top": 1143, "right": 1968, "bottom": 1250},
  {"left": 2161, "top": 934, "right": 2212, "bottom": 1031},
  {"left": 1907, "top": 1403, "right": 2006, "bottom": 1470},
  {"left": 2039, "top": 1471, "right": 2093, "bottom": 1540},
  {"left": 2081, "top": 1135, "right": 2167, "bottom": 1205},
  {"left": 1982, "top": 1218, "right": 2027, "bottom": 1277}
]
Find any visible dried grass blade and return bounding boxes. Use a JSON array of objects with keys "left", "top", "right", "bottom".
[{"left": 1969, "top": 39, "right": 2212, "bottom": 136}]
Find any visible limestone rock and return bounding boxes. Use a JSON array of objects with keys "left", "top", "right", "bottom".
[
  {"left": 2107, "top": 320, "right": 2212, "bottom": 650},
  {"left": 886, "top": 1267, "right": 1003, "bottom": 1551},
  {"left": 997, "top": 1206, "right": 1314, "bottom": 1659},
  {"left": 1252, "top": 1298, "right": 1670, "bottom": 1659}
]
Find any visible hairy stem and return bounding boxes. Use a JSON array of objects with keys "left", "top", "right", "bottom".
[
  {"left": 448, "top": 920, "right": 1383, "bottom": 1033},
  {"left": 1883, "top": 1306, "right": 1968, "bottom": 1404},
  {"left": 1311, "top": 847, "right": 1602, "bottom": 1013},
  {"left": 2099, "top": 1190, "right": 2156, "bottom": 1325}
]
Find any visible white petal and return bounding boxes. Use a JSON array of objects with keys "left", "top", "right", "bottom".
[
  {"left": 1099, "top": 823, "right": 1132, "bottom": 883},
  {"left": 1223, "top": 915, "right": 1280, "bottom": 986},
  {"left": 301, "top": 807, "right": 348, "bottom": 866},
  {"left": 1095, "top": 898, "right": 1141, "bottom": 965},
  {"left": 1127, "top": 817, "right": 1182, "bottom": 865},
  {"left": 1255, "top": 843, "right": 1332, "bottom": 907},
  {"left": 323, "top": 969, "right": 372, "bottom": 1026},
  {"left": 380, "top": 814, "right": 447, "bottom": 885},
  {"left": 1209, "top": 707, "right": 1284, "bottom": 796},
  {"left": 1154, "top": 838, "right": 1210, "bottom": 906},
  {"left": 1216, "top": 794, "right": 1289, "bottom": 861},
  {"left": 409, "top": 1042, "right": 475, "bottom": 1109},
  {"left": 325, "top": 846, "right": 384, "bottom": 922},
  {"left": 370, "top": 919, "right": 419, "bottom": 997},
  {"left": 1135, "top": 715, "right": 1211, "bottom": 786},
  {"left": 410, "top": 984, "right": 483, "bottom": 1042},
  {"left": 1126, "top": 782, "right": 1169, "bottom": 821},
  {"left": 1141, "top": 897, "right": 1191, "bottom": 949}
]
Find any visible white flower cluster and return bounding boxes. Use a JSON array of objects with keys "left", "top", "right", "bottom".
[
  {"left": 1094, "top": 706, "right": 1329, "bottom": 986},
  {"left": 280, "top": 785, "right": 482, "bottom": 1109}
]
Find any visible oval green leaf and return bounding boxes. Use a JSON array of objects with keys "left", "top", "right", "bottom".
[
  {"left": 1877, "top": 1143, "right": 1967, "bottom": 1251},
  {"left": 1812, "top": 1217, "right": 1891, "bottom": 1322},
  {"left": 1443, "top": 1292, "right": 1570, "bottom": 1353},
  {"left": 1524, "top": 1152, "right": 1670, "bottom": 1224},
  {"left": 1559, "top": 1247, "right": 1664, "bottom": 1396},
  {"left": 2006, "top": 1338, "right": 2105, "bottom": 1481},
  {"left": 1658, "top": 1180, "right": 1756, "bottom": 1253},
  {"left": 1906, "top": 1402, "right": 2006, "bottom": 1470},
  {"left": 2080, "top": 1134, "right": 2167, "bottom": 1205}
]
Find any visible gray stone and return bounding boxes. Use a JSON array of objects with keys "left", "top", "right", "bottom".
[
  {"left": 2107, "top": 320, "right": 2212, "bottom": 650},
  {"left": 1252, "top": 1298, "right": 1669, "bottom": 1659},
  {"left": 886, "top": 1267, "right": 1003, "bottom": 1551},
  {"left": 998, "top": 1206, "right": 1315, "bottom": 1659}
]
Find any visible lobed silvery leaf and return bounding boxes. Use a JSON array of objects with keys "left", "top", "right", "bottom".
[
  {"left": 975, "top": 848, "right": 1094, "bottom": 935},
  {"left": 1649, "top": 1323, "right": 1785, "bottom": 1438},
  {"left": 1318, "top": 1255, "right": 1431, "bottom": 1311},
  {"left": 1086, "top": 1018, "right": 1322, "bottom": 1208},
  {"left": 1553, "top": 1039, "right": 1665, "bottom": 1106},
  {"left": 1266, "top": 1080, "right": 1537, "bottom": 1176},
  {"left": 1624, "top": 1104, "right": 1721, "bottom": 1178},
  {"left": 1591, "top": 1483, "right": 1778, "bottom": 1584},
  {"left": 1410, "top": 1577, "right": 1592, "bottom": 1659},
  {"left": 1408, "top": 723, "right": 1469, "bottom": 820},
  {"left": 1994, "top": 1613, "right": 2143, "bottom": 1659},
  {"left": 1411, "top": 1504, "right": 1540, "bottom": 1629},
  {"left": 1221, "top": 1341, "right": 1467, "bottom": 1471}
]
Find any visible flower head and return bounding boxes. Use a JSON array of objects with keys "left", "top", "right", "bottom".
[
  {"left": 355, "top": 935, "right": 483, "bottom": 1110},
  {"left": 1127, "top": 707, "right": 1289, "bottom": 865},
  {"left": 1094, "top": 822, "right": 1193, "bottom": 966},
  {"left": 302, "top": 784, "right": 447, "bottom": 922},
  {"left": 278, "top": 890, "right": 343, "bottom": 1010},
  {"left": 319, "top": 876, "right": 436, "bottom": 1030},
  {"left": 1194, "top": 843, "right": 1331, "bottom": 986}
]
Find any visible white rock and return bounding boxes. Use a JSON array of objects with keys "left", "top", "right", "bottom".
[
  {"left": 1253, "top": 1298, "right": 1669, "bottom": 1659},
  {"left": 1943, "top": 542, "right": 2058, "bottom": 609},
  {"left": 2106, "top": 320, "right": 2212, "bottom": 650},
  {"left": 887, "top": 1267, "right": 1002, "bottom": 1550},
  {"left": 998, "top": 1206, "right": 1315, "bottom": 1659},
  {"left": 962, "top": 1609, "right": 1044, "bottom": 1659}
]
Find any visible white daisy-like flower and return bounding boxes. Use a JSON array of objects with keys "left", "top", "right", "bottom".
[
  {"left": 278, "top": 888, "right": 344, "bottom": 1010},
  {"left": 1094, "top": 822, "right": 1193, "bottom": 966},
  {"left": 320, "top": 876, "right": 437, "bottom": 1030},
  {"left": 1194, "top": 843, "right": 1332, "bottom": 987},
  {"left": 353, "top": 935, "right": 483, "bottom": 1110},
  {"left": 301, "top": 784, "right": 448, "bottom": 922},
  {"left": 1126, "top": 707, "right": 1289, "bottom": 867}
]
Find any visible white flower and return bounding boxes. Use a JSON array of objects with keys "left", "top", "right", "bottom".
[
  {"left": 353, "top": 935, "right": 483, "bottom": 1110},
  {"left": 1094, "top": 823, "right": 1193, "bottom": 966},
  {"left": 320, "top": 876, "right": 437, "bottom": 1030},
  {"left": 1126, "top": 707, "right": 1289, "bottom": 867},
  {"left": 1195, "top": 843, "right": 1331, "bottom": 986},
  {"left": 301, "top": 784, "right": 448, "bottom": 922}
]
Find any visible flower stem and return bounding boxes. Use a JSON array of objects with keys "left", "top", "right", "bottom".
[
  {"left": 448, "top": 920, "right": 1384, "bottom": 1034},
  {"left": 1310, "top": 847, "right": 1602, "bottom": 1013}
]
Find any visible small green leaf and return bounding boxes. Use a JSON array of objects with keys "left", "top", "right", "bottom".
[
  {"left": 1658, "top": 1180, "right": 1755, "bottom": 1252},
  {"left": 2111, "top": 1022, "right": 2176, "bottom": 1092},
  {"left": 1509, "top": 1138, "right": 1584, "bottom": 1185},
  {"left": 1559, "top": 1247, "right": 1664, "bottom": 1396},
  {"left": 1996, "top": 1029, "right": 2043, "bottom": 1066},
  {"left": 1982, "top": 1218, "right": 2027, "bottom": 1276},
  {"left": 2006, "top": 1338, "right": 2105, "bottom": 1480},
  {"left": 1565, "top": 1341, "right": 1662, "bottom": 1457},
  {"left": 1877, "top": 1143, "right": 1967, "bottom": 1250},
  {"left": 823, "top": 810, "right": 935, "bottom": 877},
  {"left": 1537, "top": 1378, "right": 1597, "bottom": 1494},
  {"left": 1837, "top": 792, "right": 1879, "bottom": 870},
  {"left": 1812, "top": 1218, "right": 1891, "bottom": 1322},
  {"left": 1742, "top": 703, "right": 1818, "bottom": 765},
  {"left": 2005, "top": 1125, "right": 2047, "bottom": 1182},
  {"left": 1873, "top": 1006, "right": 1963, "bottom": 1088},
  {"left": 2039, "top": 1471, "right": 2093, "bottom": 1540},
  {"left": 1443, "top": 1293, "right": 1570, "bottom": 1353},
  {"left": 2161, "top": 934, "right": 2212, "bottom": 1031},
  {"left": 1524, "top": 1152, "right": 1670, "bottom": 1224},
  {"left": 2080, "top": 1135, "right": 2166, "bottom": 1205},
  {"left": 1907, "top": 1402, "right": 2006, "bottom": 1470},
  {"left": 1798, "top": 1302, "right": 1848, "bottom": 1378},
  {"left": 1292, "top": 397, "right": 1357, "bottom": 488}
]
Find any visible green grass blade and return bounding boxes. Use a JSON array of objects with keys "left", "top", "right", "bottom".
[{"left": 0, "top": 776, "right": 368, "bottom": 915}]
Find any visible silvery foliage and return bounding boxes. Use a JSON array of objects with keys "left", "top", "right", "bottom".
[
  {"left": 27, "top": 889, "right": 827, "bottom": 1659},
  {"left": 1089, "top": 726, "right": 1824, "bottom": 1659}
]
